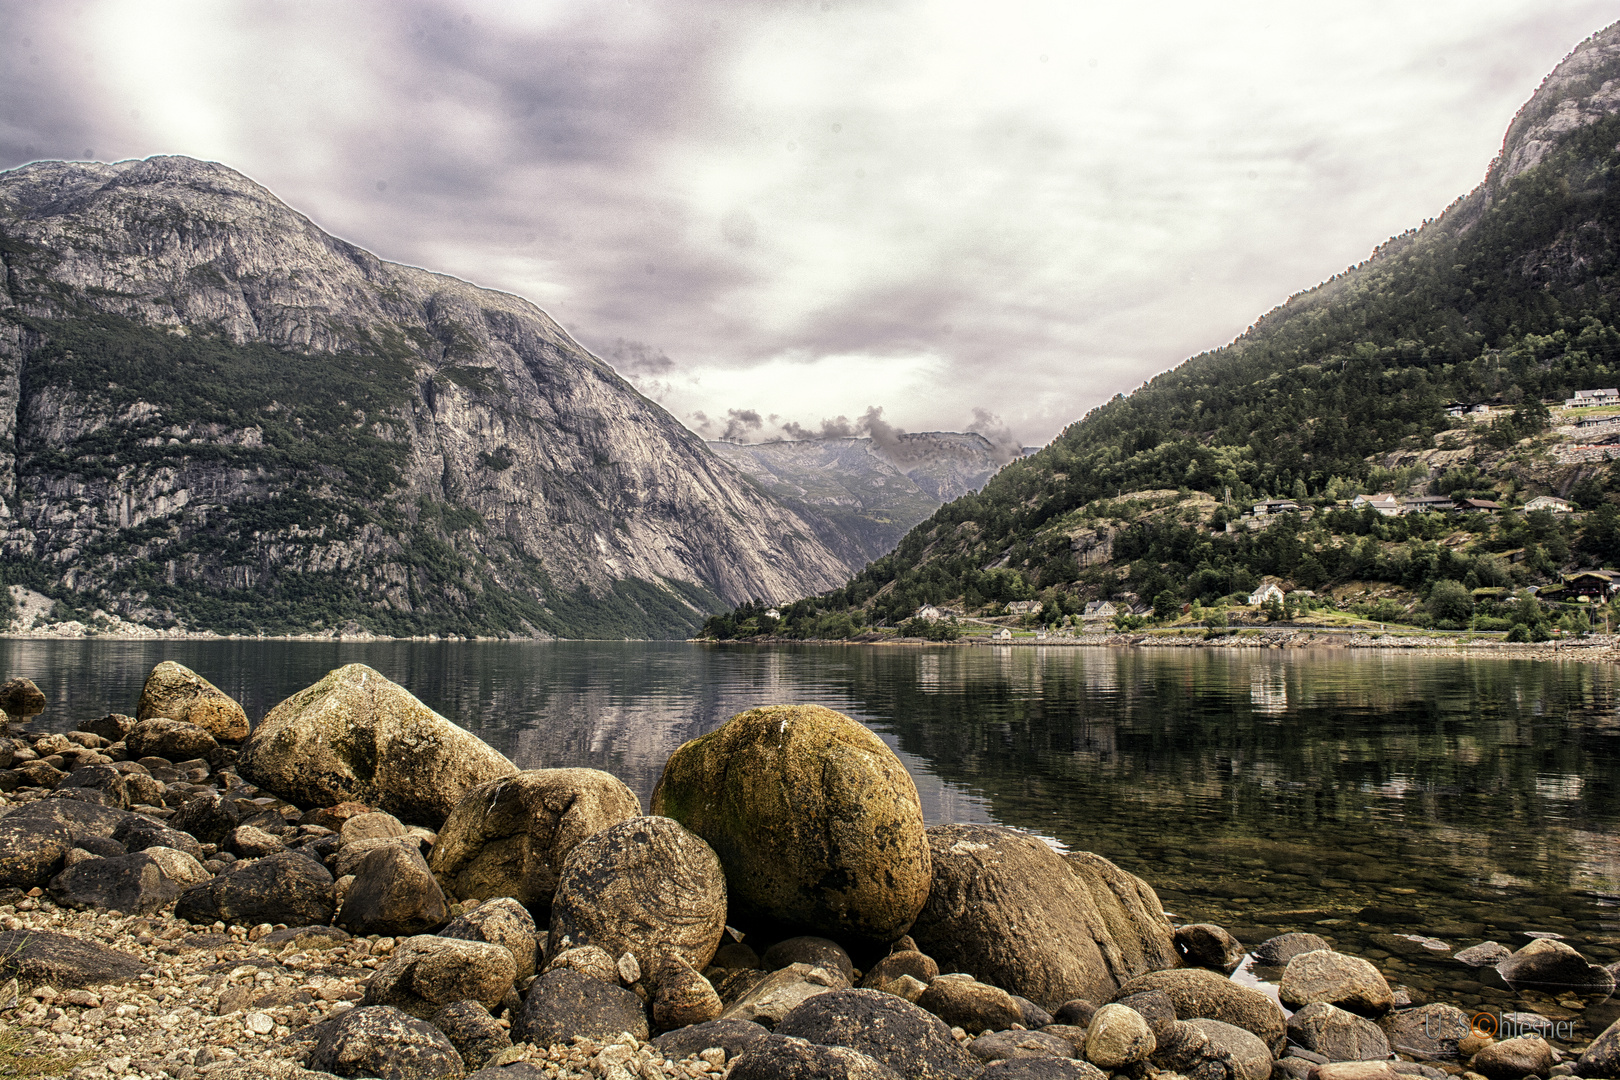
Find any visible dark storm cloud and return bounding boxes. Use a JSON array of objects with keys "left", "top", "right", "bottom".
[{"left": 0, "top": 1, "right": 1615, "bottom": 449}]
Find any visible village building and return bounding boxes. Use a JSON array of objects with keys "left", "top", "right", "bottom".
[
  {"left": 1248, "top": 583, "right": 1286, "bottom": 606},
  {"left": 1352, "top": 492, "right": 1402, "bottom": 516},
  {"left": 1561, "top": 570, "right": 1620, "bottom": 600},
  {"left": 1565, "top": 388, "right": 1620, "bottom": 408},
  {"left": 914, "top": 605, "right": 944, "bottom": 621},
  {"left": 1082, "top": 601, "right": 1117, "bottom": 621},
  {"left": 993, "top": 628, "right": 1012, "bottom": 641},
  {"left": 1251, "top": 499, "right": 1301, "bottom": 516},
  {"left": 1005, "top": 600, "right": 1041, "bottom": 615},
  {"left": 1402, "top": 496, "right": 1458, "bottom": 513},
  {"left": 1457, "top": 498, "right": 1503, "bottom": 512},
  {"left": 1524, "top": 495, "right": 1573, "bottom": 513}
]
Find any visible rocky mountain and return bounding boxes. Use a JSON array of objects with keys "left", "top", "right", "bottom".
[
  {"left": 0, "top": 157, "right": 856, "bottom": 637},
  {"left": 708, "top": 432, "right": 1014, "bottom": 565},
  {"left": 713, "top": 20, "right": 1620, "bottom": 635}
]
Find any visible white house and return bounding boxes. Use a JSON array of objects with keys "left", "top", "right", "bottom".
[
  {"left": 1082, "top": 601, "right": 1118, "bottom": 620},
  {"left": 1525, "top": 496, "right": 1573, "bottom": 513},
  {"left": 764, "top": 608, "right": 781, "bottom": 619},
  {"left": 914, "top": 605, "right": 944, "bottom": 621},
  {"left": 993, "top": 628, "right": 1012, "bottom": 641},
  {"left": 1249, "top": 583, "right": 1286, "bottom": 607},
  {"left": 1005, "top": 600, "right": 1041, "bottom": 615},
  {"left": 1352, "top": 492, "right": 1402, "bottom": 516},
  {"left": 1566, "top": 388, "right": 1620, "bottom": 408}
]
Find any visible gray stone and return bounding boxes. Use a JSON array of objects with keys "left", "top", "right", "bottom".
[
  {"left": 719, "top": 961, "right": 850, "bottom": 1028},
  {"left": 339, "top": 841, "right": 448, "bottom": 936},
  {"left": 1012, "top": 995, "right": 1054, "bottom": 1029},
  {"left": 973, "top": 1063, "right": 1109, "bottom": 1080},
  {"left": 225, "top": 824, "right": 286, "bottom": 858},
  {"left": 431, "top": 1000, "right": 512, "bottom": 1072},
  {"left": 862, "top": 950, "right": 940, "bottom": 989},
  {"left": 652, "top": 1017, "right": 778, "bottom": 1060},
  {"left": 918, "top": 974, "right": 1025, "bottom": 1034},
  {"left": 363, "top": 935, "right": 516, "bottom": 1019},
  {"left": 48, "top": 848, "right": 208, "bottom": 915},
  {"left": 1578, "top": 1014, "right": 1620, "bottom": 1078},
  {"left": 0, "top": 929, "right": 145, "bottom": 990},
  {"left": 1185, "top": 1018, "right": 1272, "bottom": 1080},
  {"left": 175, "top": 849, "right": 335, "bottom": 926},
  {"left": 968, "top": 1029, "right": 1076, "bottom": 1063},
  {"left": 513, "top": 967, "right": 648, "bottom": 1045},
  {"left": 124, "top": 718, "right": 219, "bottom": 761},
  {"left": 1497, "top": 938, "right": 1615, "bottom": 995},
  {"left": 114, "top": 817, "right": 204, "bottom": 859},
  {"left": 1085, "top": 1002, "right": 1156, "bottom": 1067},
  {"left": 308, "top": 1004, "right": 466, "bottom": 1080},
  {"left": 1115, "top": 967, "right": 1287, "bottom": 1056},
  {"left": 340, "top": 811, "right": 409, "bottom": 846},
  {"left": 440, "top": 897, "right": 539, "bottom": 982},
  {"left": 542, "top": 945, "right": 618, "bottom": 985},
  {"left": 169, "top": 790, "right": 241, "bottom": 845},
  {"left": 1288, "top": 1002, "right": 1391, "bottom": 1062},
  {"left": 137, "top": 661, "right": 250, "bottom": 743},
  {"left": 1176, "top": 924, "right": 1246, "bottom": 974},
  {"left": 546, "top": 816, "right": 726, "bottom": 971},
  {"left": 1473, "top": 1035, "right": 1555, "bottom": 1080},
  {"left": 1453, "top": 942, "right": 1512, "bottom": 968},
  {"left": 764, "top": 936, "right": 856, "bottom": 980},
  {"left": 1379, "top": 1004, "right": 1472, "bottom": 1059},
  {"left": 1279, "top": 951, "right": 1393, "bottom": 1017},
  {"left": 58, "top": 764, "right": 128, "bottom": 809},
  {"left": 729, "top": 1039, "right": 902, "bottom": 1080},
  {"left": 0, "top": 813, "right": 74, "bottom": 886},
  {"left": 650, "top": 953, "right": 723, "bottom": 1031},
  {"left": 776, "top": 987, "right": 979, "bottom": 1080},
  {"left": 1253, "top": 933, "right": 1331, "bottom": 968}
]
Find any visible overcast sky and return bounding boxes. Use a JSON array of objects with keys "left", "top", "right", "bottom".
[{"left": 0, "top": 1, "right": 1613, "bottom": 448}]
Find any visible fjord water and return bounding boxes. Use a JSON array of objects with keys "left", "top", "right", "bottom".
[{"left": 10, "top": 639, "right": 1620, "bottom": 1032}]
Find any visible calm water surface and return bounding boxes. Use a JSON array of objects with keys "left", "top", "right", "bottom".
[{"left": 7, "top": 640, "right": 1620, "bottom": 1033}]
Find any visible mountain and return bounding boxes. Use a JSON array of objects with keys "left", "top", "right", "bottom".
[
  {"left": 0, "top": 157, "right": 856, "bottom": 637},
  {"left": 713, "top": 21, "right": 1620, "bottom": 636},
  {"left": 707, "top": 432, "right": 1013, "bottom": 565}
]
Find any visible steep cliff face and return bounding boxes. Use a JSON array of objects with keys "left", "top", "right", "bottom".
[{"left": 0, "top": 156, "right": 852, "bottom": 637}]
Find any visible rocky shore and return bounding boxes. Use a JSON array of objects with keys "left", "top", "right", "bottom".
[{"left": 0, "top": 662, "right": 1613, "bottom": 1080}]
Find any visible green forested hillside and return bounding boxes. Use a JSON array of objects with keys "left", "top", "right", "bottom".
[{"left": 705, "top": 43, "right": 1620, "bottom": 640}]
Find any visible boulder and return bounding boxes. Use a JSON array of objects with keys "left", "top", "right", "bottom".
[
  {"left": 0, "top": 678, "right": 45, "bottom": 723},
  {"left": 513, "top": 967, "right": 648, "bottom": 1045},
  {"left": 308, "top": 1004, "right": 466, "bottom": 1080},
  {"left": 175, "top": 850, "right": 335, "bottom": 926},
  {"left": 652, "top": 1017, "right": 777, "bottom": 1060},
  {"left": 1497, "top": 938, "right": 1615, "bottom": 994},
  {"left": 974, "top": 1063, "right": 1109, "bottom": 1080},
  {"left": 239, "top": 663, "right": 516, "bottom": 828},
  {"left": 712, "top": 942, "right": 761, "bottom": 970},
  {"left": 0, "top": 813, "right": 75, "bottom": 886},
  {"left": 1578, "top": 1015, "right": 1620, "bottom": 1078},
  {"left": 862, "top": 950, "right": 940, "bottom": 989},
  {"left": 650, "top": 704, "right": 931, "bottom": 947},
  {"left": 917, "top": 974, "right": 1024, "bottom": 1034},
  {"left": 169, "top": 790, "right": 241, "bottom": 844},
  {"left": 1378, "top": 1003, "right": 1472, "bottom": 1059},
  {"left": 1472, "top": 1035, "right": 1555, "bottom": 1080},
  {"left": 1114, "top": 968, "right": 1286, "bottom": 1056},
  {"left": 0, "top": 928, "right": 144, "bottom": 989},
  {"left": 1185, "top": 1018, "right": 1272, "bottom": 1080},
  {"left": 49, "top": 848, "right": 208, "bottom": 915},
  {"left": 1085, "top": 1002, "right": 1156, "bottom": 1067},
  {"left": 1253, "top": 933, "right": 1332, "bottom": 968},
  {"left": 363, "top": 935, "right": 516, "bottom": 1019},
  {"left": 1288, "top": 1002, "right": 1391, "bottom": 1061},
  {"left": 114, "top": 817, "right": 204, "bottom": 859},
  {"left": 650, "top": 953, "right": 724, "bottom": 1030},
  {"left": 968, "top": 1029, "right": 1076, "bottom": 1062},
  {"left": 913, "top": 825, "right": 1178, "bottom": 1010},
  {"left": 441, "top": 898, "right": 539, "bottom": 982},
  {"left": 776, "top": 987, "right": 979, "bottom": 1080},
  {"left": 1280, "top": 951, "right": 1393, "bottom": 1017},
  {"left": 121, "top": 771, "right": 167, "bottom": 808},
  {"left": 721, "top": 962, "right": 850, "bottom": 1028},
  {"left": 729, "top": 1039, "right": 902, "bottom": 1080},
  {"left": 225, "top": 825, "right": 286, "bottom": 858},
  {"left": 545, "top": 816, "right": 726, "bottom": 971},
  {"left": 1453, "top": 942, "right": 1512, "bottom": 968},
  {"left": 302, "top": 801, "right": 375, "bottom": 831},
  {"left": 82, "top": 713, "right": 135, "bottom": 742},
  {"left": 1175, "top": 924, "right": 1245, "bottom": 974},
  {"left": 763, "top": 936, "right": 856, "bottom": 981},
  {"left": 13, "top": 761, "right": 63, "bottom": 788},
  {"left": 432, "top": 1000, "right": 511, "bottom": 1072},
  {"left": 330, "top": 836, "right": 419, "bottom": 879},
  {"left": 124, "top": 718, "right": 218, "bottom": 761},
  {"left": 543, "top": 945, "right": 619, "bottom": 984},
  {"left": 58, "top": 764, "right": 128, "bottom": 809},
  {"left": 1014, "top": 996, "right": 1054, "bottom": 1029},
  {"left": 137, "top": 662, "right": 249, "bottom": 742},
  {"left": 339, "top": 842, "right": 448, "bottom": 936},
  {"left": 428, "top": 768, "right": 641, "bottom": 911}
]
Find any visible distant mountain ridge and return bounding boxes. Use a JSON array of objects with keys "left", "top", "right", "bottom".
[
  {"left": 0, "top": 156, "right": 857, "bottom": 637},
  {"left": 709, "top": 431, "right": 1015, "bottom": 566}
]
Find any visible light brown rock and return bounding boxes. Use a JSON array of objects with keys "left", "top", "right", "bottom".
[{"left": 137, "top": 662, "right": 249, "bottom": 742}]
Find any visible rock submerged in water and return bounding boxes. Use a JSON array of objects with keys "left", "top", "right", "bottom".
[
  {"left": 912, "top": 823, "right": 1179, "bottom": 1010},
  {"left": 238, "top": 663, "right": 516, "bottom": 828},
  {"left": 137, "top": 661, "right": 249, "bottom": 742},
  {"left": 428, "top": 767, "right": 641, "bottom": 912},
  {"left": 650, "top": 704, "right": 931, "bottom": 948},
  {"left": 1496, "top": 938, "right": 1615, "bottom": 995}
]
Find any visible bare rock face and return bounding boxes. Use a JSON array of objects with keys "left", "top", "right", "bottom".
[
  {"left": 651, "top": 704, "right": 931, "bottom": 948},
  {"left": 0, "top": 155, "right": 855, "bottom": 639},
  {"left": 911, "top": 824, "right": 1178, "bottom": 1010},
  {"left": 546, "top": 816, "right": 727, "bottom": 972},
  {"left": 239, "top": 663, "right": 516, "bottom": 828},
  {"left": 136, "top": 662, "right": 249, "bottom": 743},
  {"left": 429, "top": 768, "right": 641, "bottom": 912}
]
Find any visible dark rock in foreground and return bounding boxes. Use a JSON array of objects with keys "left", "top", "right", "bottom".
[{"left": 0, "top": 928, "right": 146, "bottom": 989}]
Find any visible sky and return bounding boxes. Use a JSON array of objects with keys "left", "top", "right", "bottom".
[{"left": 0, "top": 1, "right": 1614, "bottom": 451}]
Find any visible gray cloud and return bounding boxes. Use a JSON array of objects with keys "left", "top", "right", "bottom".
[{"left": 0, "top": 0, "right": 1614, "bottom": 448}]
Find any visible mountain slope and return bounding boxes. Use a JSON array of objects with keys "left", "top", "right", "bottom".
[
  {"left": 0, "top": 157, "right": 853, "bottom": 637},
  {"left": 734, "top": 20, "right": 1620, "bottom": 630},
  {"left": 708, "top": 431, "right": 1012, "bottom": 565}
]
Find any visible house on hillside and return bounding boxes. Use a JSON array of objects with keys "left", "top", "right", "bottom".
[
  {"left": 1566, "top": 388, "right": 1620, "bottom": 408},
  {"left": 1525, "top": 495, "right": 1573, "bottom": 513},
  {"left": 1005, "top": 600, "right": 1041, "bottom": 615},
  {"left": 765, "top": 608, "right": 781, "bottom": 619},
  {"left": 993, "top": 628, "right": 1012, "bottom": 641},
  {"left": 1402, "top": 496, "right": 1458, "bottom": 513},
  {"left": 1082, "top": 601, "right": 1118, "bottom": 621},
  {"left": 1457, "top": 498, "right": 1503, "bottom": 512},
  {"left": 1249, "top": 583, "right": 1286, "bottom": 607},
  {"left": 1251, "top": 499, "right": 1301, "bottom": 516},
  {"left": 1352, "top": 493, "right": 1402, "bottom": 516},
  {"left": 914, "top": 605, "right": 944, "bottom": 621}
]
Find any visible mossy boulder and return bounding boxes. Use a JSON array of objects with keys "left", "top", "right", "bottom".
[
  {"left": 428, "top": 768, "right": 641, "bottom": 913},
  {"left": 650, "top": 704, "right": 931, "bottom": 948},
  {"left": 238, "top": 663, "right": 515, "bottom": 828},
  {"left": 137, "top": 661, "right": 249, "bottom": 742}
]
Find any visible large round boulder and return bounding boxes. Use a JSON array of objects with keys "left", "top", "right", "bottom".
[
  {"left": 775, "top": 987, "right": 978, "bottom": 1080},
  {"left": 1279, "top": 950, "right": 1393, "bottom": 1017},
  {"left": 238, "top": 663, "right": 516, "bottom": 828},
  {"left": 1497, "top": 938, "right": 1616, "bottom": 995},
  {"left": 1114, "top": 967, "right": 1287, "bottom": 1056},
  {"left": 137, "top": 661, "right": 249, "bottom": 743},
  {"left": 911, "top": 824, "right": 1179, "bottom": 1010},
  {"left": 545, "top": 816, "right": 726, "bottom": 971},
  {"left": 650, "top": 704, "right": 931, "bottom": 948},
  {"left": 428, "top": 768, "right": 641, "bottom": 913},
  {"left": 308, "top": 1005, "right": 465, "bottom": 1080}
]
